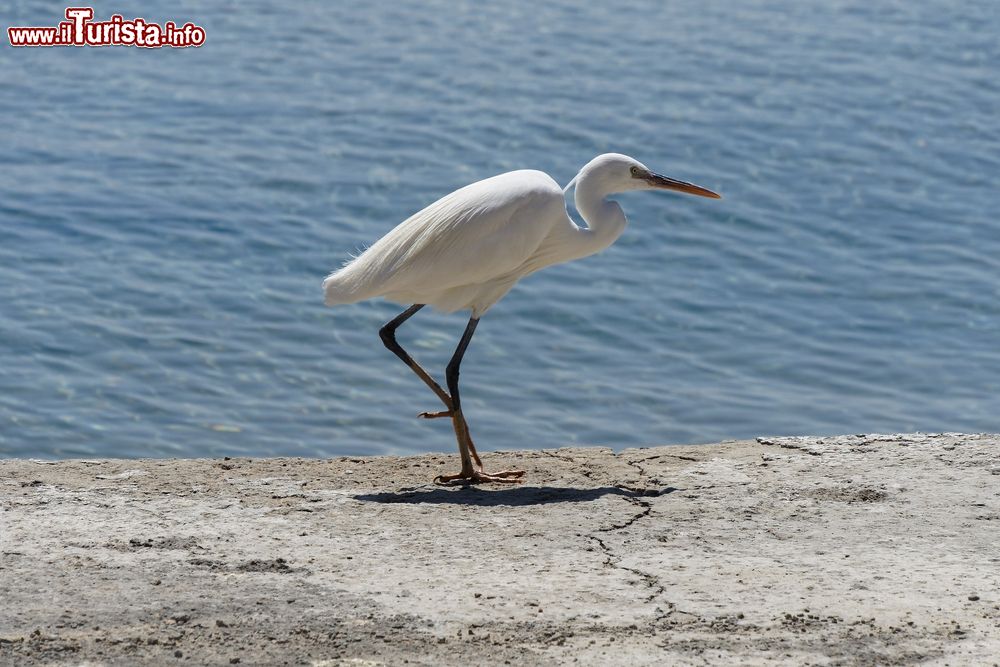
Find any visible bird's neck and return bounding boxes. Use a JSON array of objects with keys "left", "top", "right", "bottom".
[{"left": 570, "top": 171, "right": 628, "bottom": 256}]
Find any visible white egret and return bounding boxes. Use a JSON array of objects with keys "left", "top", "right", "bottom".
[{"left": 323, "top": 153, "right": 720, "bottom": 484}]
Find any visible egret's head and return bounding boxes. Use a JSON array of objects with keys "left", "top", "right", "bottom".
[{"left": 573, "top": 153, "right": 721, "bottom": 199}]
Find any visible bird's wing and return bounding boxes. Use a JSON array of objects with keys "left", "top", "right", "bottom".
[{"left": 325, "top": 170, "right": 566, "bottom": 304}]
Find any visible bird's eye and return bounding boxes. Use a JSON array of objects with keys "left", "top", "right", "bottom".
[{"left": 630, "top": 166, "right": 641, "bottom": 177}]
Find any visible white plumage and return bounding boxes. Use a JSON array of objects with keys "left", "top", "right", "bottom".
[{"left": 323, "top": 169, "right": 566, "bottom": 316}]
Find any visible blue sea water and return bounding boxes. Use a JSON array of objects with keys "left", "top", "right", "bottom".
[{"left": 1, "top": 1, "right": 998, "bottom": 459}]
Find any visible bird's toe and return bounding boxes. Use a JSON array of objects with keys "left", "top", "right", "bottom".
[
  {"left": 433, "top": 469, "right": 525, "bottom": 485},
  {"left": 418, "top": 410, "right": 452, "bottom": 419}
]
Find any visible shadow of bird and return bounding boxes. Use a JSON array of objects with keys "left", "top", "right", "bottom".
[{"left": 354, "top": 485, "right": 678, "bottom": 507}]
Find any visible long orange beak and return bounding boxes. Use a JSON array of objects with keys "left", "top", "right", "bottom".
[{"left": 647, "top": 172, "right": 721, "bottom": 199}]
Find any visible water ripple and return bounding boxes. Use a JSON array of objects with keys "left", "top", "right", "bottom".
[{"left": 1, "top": 0, "right": 998, "bottom": 458}]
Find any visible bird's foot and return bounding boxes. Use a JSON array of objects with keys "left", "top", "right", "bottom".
[
  {"left": 433, "top": 467, "right": 526, "bottom": 485},
  {"left": 418, "top": 410, "right": 452, "bottom": 419}
]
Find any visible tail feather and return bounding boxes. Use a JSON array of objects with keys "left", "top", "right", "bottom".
[
  {"left": 322, "top": 247, "right": 387, "bottom": 306},
  {"left": 322, "top": 269, "right": 360, "bottom": 306}
]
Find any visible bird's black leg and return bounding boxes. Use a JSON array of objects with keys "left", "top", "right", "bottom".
[
  {"left": 434, "top": 316, "right": 526, "bottom": 485},
  {"left": 444, "top": 317, "right": 478, "bottom": 416},
  {"left": 379, "top": 304, "right": 453, "bottom": 410}
]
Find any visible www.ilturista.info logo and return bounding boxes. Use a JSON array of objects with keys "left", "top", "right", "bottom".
[{"left": 8, "top": 7, "right": 205, "bottom": 48}]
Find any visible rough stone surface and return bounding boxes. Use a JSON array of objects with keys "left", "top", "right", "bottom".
[{"left": 1, "top": 433, "right": 998, "bottom": 665}]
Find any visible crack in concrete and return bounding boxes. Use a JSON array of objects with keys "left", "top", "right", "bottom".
[
  {"left": 631, "top": 453, "right": 700, "bottom": 463},
  {"left": 581, "top": 453, "right": 676, "bottom": 610},
  {"left": 541, "top": 450, "right": 596, "bottom": 480},
  {"left": 757, "top": 437, "right": 823, "bottom": 456},
  {"left": 622, "top": 455, "right": 651, "bottom": 480},
  {"left": 541, "top": 450, "right": 575, "bottom": 463},
  {"left": 541, "top": 450, "right": 676, "bottom": 610},
  {"left": 596, "top": 496, "right": 652, "bottom": 532},
  {"left": 588, "top": 534, "right": 666, "bottom": 605},
  {"left": 597, "top": 454, "right": 659, "bottom": 532}
]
